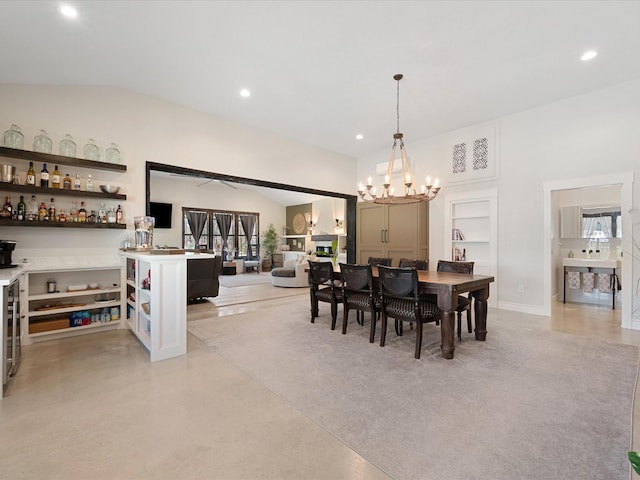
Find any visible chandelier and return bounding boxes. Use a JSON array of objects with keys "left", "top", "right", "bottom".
[{"left": 357, "top": 74, "right": 440, "bottom": 204}]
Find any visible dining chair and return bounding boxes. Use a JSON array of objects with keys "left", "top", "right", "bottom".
[
  {"left": 339, "top": 263, "right": 379, "bottom": 342},
  {"left": 367, "top": 257, "right": 392, "bottom": 267},
  {"left": 378, "top": 265, "right": 441, "bottom": 359},
  {"left": 308, "top": 260, "right": 343, "bottom": 330},
  {"left": 436, "top": 260, "right": 475, "bottom": 341},
  {"left": 394, "top": 259, "right": 429, "bottom": 335},
  {"left": 398, "top": 258, "right": 429, "bottom": 270}
]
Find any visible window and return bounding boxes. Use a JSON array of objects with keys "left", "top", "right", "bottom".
[{"left": 182, "top": 207, "right": 259, "bottom": 259}]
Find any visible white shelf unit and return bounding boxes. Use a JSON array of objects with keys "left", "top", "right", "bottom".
[
  {"left": 121, "top": 252, "right": 187, "bottom": 362},
  {"left": 22, "top": 265, "right": 124, "bottom": 345},
  {"left": 444, "top": 189, "right": 498, "bottom": 308}
]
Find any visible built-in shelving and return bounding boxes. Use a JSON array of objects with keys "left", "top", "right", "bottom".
[
  {"left": 0, "top": 219, "right": 126, "bottom": 229},
  {"left": 22, "top": 265, "right": 124, "bottom": 344},
  {"left": 0, "top": 182, "right": 126, "bottom": 200},
  {"left": 0, "top": 145, "right": 127, "bottom": 172}
]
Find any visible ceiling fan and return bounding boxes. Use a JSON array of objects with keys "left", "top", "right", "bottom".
[{"left": 169, "top": 173, "right": 238, "bottom": 189}]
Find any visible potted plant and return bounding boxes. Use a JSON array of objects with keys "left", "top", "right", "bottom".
[{"left": 261, "top": 223, "right": 279, "bottom": 270}]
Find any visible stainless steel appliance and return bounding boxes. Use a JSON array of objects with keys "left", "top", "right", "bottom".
[{"left": 3, "top": 276, "right": 21, "bottom": 391}]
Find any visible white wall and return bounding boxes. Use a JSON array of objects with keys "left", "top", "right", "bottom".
[
  {"left": 149, "top": 175, "right": 286, "bottom": 250},
  {"left": 357, "top": 78, "right": 640, "bottom": 321},
  {"left": 0, "top": 85, "right": 356, "bottom": 261}
]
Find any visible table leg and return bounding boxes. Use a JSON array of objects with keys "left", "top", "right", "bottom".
[
  {"left": 440, "top": 310, "right": 456, "bottom": 359},
  {"left": 472, "top": 286, "right": 490, "bottom": 341}
]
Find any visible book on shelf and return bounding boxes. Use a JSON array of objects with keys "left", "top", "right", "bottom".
[{"left": 452, "top": 228, "right": 465, "bottom": 240}]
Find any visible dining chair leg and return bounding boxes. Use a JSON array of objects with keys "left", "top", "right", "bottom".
[
  {"left": 466, "top": 309, "right": 472, "bottom": 333},
  {"left": 414, "top": 321, "right": 423, "bottom": 359},
  {"left": 457, "top": 312, "right": 462, "bottom": 341},
  {"left": 395, "top": 320, "right": 403, "bottom": 336},
  {"left": 380, "top": 313, "right": 388, "bottom": 347},
  {"left": 310, "top": 296, "right": 317, "bottom": 323},
  {"left": 330, "top": 301, "right": 337, "bottom": 330},
  {"left": 369, "top": 309, "right": 376, "bottom": 343},
  {"left": 342, "top": 305, "right": 349, "bottom": 334}
]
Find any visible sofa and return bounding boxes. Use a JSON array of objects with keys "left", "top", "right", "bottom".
[
  {"left": 187, "top": 255, "right": 223, "bottom": 303},
  {"left": 271, "top": 256, "right": 310, "bottom": 288}
]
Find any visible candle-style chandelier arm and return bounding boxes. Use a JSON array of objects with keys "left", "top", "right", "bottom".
[{"left": 357, "top": 74, "right": 441, "bottom": 204}]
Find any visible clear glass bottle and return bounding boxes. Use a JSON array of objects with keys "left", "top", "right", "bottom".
[
  {"left": 70, "top": 200, "right": 78, "bottom": 222},
  {"left": 107, "top": 206, "right": 117, "bottom": 224},
  {"left": 59, "top": 134, "right": 77, "bottom": 157},
  {"left": 33, "top": 130, "right": 53, "bottom": 154},
  {"left": 73, "top": 173, "right": 81, "bottom": 190},
  {"left": 98, "top": 203, "right": 107, "bottom": 223},
  {"left": 85, "top": 174, "right": 94, "bottom": 192},
  {"left": 48, "top": 198, "right": 56, "bottom": 222},
  {"left": 3, "top": 124, "right": 24, "bottom": 149},
  {"left": 105, "top": 143, "right": 120, "bottom": 163},
  {"left": 83, "top": 138, "right": 100, "bottom": 161},
  {"left": 28, "top": 195, "right": 37, "bottom": 221}
]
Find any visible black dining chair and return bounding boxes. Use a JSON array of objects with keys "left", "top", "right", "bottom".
[
  {"left": 367, "top": 257, "right": 392, "bottom": 267},
  {"left": 398, "top": 258, "right": 429, "bottom": 270},
  {"left": 339, "top": 263, "right": 379, "bottom": 342},
  {"left": 308, "top": 260, "right": 343, "bottom": 330},
  {"left": 378, "top": 265, "right": 441, "bottom": 359},
  {"left": 436, "top": 260, "right": 475, "bottom": 341}
]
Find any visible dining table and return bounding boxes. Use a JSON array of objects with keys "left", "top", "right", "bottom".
[{"left": 333, "top": 264, "right": 495, "bottom": 359}]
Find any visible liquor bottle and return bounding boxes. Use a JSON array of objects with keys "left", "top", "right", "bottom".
[
  {"left": 48, "top": 198, "right": 56, "bottom": 221},
  {"left": 78, "top": 201, "right": 87, "bottom": 222},
  {"left": 16, "top": 195, "right": 26, "bottom": 221},
  {"left": 88, "top": 210, "right": 97, "bottom": 223},
  {"left": 70, "top": 200, "right": 78, "bottom": 222},
  {"left": 86, "top": 174, "right": 94, "bottom": 192},
  {"left": 51, "top": 165, "right": 61, "bottom": 189},
  {"left": 28, "top": 195, "right": 37, "bottom": 221},
  {"left": 73, "top": 174, "right": 81, "bottom": 190},
  {"left": 116, "top": 204, "right": 123, "bottom": 224},
  {"left": 59, "top": 208, "right": 66, "bottom": 222},
  {"left": 107, "top": 206, "right": 116, "bottom": 223},
  {"left": 63, "top": 173, "right": 72, "bottom": 190},
  {"left": 26, "top": 161, "right": 36, "bottom": 186},
  {"left": 3, "top": 196, "right": 12, "bottom": 214},
  {"left": 40, "top": 163, "right": 50, "bottom": 187},
  {"left": 98, "top": 203, "right": 106, "bottom": 223},
  {"left": 39, "top": 201, "right": 48, "bottom": 221}
]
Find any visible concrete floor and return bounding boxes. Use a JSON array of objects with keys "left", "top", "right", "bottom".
[{"left": 2, "top": 285, "right": 639, "bottom": 479}]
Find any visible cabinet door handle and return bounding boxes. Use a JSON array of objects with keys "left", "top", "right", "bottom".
[
  {"left": 384, "top": 229, "right": 389, "bottom": 243},
  {"left": 380, "top": 230, "right": 384, "bottom": 243}
]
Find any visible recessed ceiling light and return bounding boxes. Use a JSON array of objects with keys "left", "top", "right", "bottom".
[
  {"left": 59, "top": 4, "right": 78, "bottom": 19},
  {"left": 580, "top": 50, "right": 598, "bottom": 61},
  {"left": 240, "top": 89, "right": 251, "bottom": 98},
  {"left": 355, "top": 134, "right": 364, "bottom": 140}
]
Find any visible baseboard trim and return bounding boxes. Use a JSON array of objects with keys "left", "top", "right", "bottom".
[{"left": 497, "top": 301, "right": 547, "bottom": 316}]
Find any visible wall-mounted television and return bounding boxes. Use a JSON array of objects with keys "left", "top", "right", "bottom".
[{"left": 149, "top": 202, "right": 173, "bottom": 229}]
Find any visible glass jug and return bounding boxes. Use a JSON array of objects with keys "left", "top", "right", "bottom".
[
  {"left": 33, "top": 129, "right": 53, "bottom": 154},
  {"left": 59, "top": 134, "right": 77, "bottom": 157},
  {"left": 83, "top": 138, "right": 100, "bottom": 161},
  {"left": 3, "top": 124, "right": 24, "bottom": 149}
]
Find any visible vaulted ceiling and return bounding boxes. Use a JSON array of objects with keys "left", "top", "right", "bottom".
[{"left": 2, "top": 1, "right": 640, "bottom": 158}]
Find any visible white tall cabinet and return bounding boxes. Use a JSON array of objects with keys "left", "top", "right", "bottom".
[
  {"left": 120, "top": 252, "right": 187, "bottom": 362},
  {"left": 444, "top": 189, "right": 498, "bottom": 307}
]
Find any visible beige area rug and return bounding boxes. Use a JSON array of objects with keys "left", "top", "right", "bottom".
[{"left": 188, "top": 296, "right": 639, "bottom": 480}]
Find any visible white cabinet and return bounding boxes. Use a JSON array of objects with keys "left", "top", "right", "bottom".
[
  {"left": 22, "top": 265, "right": 123, "bottom": 345},
  {"left": 356, "top": 202, "right": 429, "bottom": 265},
  {"left": 121, "top": 252, "right": 186, "bottom": 362},
  {"left": 444, "top": 189, "right": 498, "bottom": 307}
]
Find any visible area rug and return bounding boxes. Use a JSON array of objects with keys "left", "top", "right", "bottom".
[
  {"left": 218, "top": 272, "right": 274, "bottom": 288},
  {"left": 188, "top": 297, "right": 639, "bottom": 480}
]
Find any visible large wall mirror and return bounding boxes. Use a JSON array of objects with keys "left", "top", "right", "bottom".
[{"left": 144, "top": 162, "right": 357, "bottom": 262}]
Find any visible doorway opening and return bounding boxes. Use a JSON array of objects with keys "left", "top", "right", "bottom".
[{"left": 543, "top": 172, "right": 633, "bottom": 328}]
